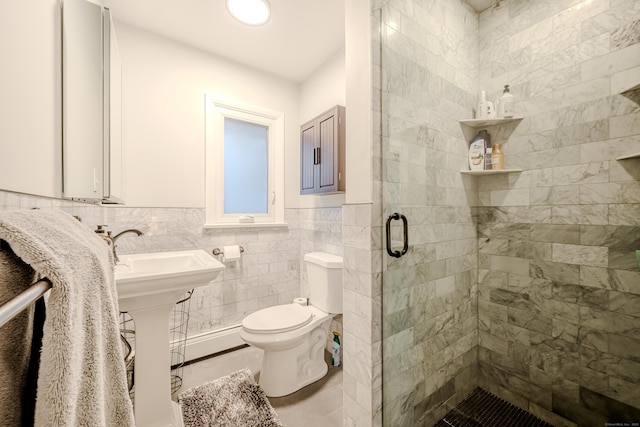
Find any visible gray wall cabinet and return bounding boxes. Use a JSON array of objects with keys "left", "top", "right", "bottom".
[{"left": 300, "top": 105, "right": 345, "bottom": 195}]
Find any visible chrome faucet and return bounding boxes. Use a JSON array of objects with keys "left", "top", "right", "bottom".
[{"left": 111, "top": 229, "right": 144, "bottom": 263}]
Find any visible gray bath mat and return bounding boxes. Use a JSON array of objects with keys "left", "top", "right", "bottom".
[{"left": 178, "top": 368, "right": 283, "bottom": 427}]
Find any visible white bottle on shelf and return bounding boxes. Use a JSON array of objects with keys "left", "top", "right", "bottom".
[
  {"left": 476, "top": 90, "right": 495, "bottom": 119},
  {"left": 498, "top": 85, "right": 514, "bottom": 118}
]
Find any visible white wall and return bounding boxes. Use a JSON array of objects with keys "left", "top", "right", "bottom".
[
  {"left": 0, "top": 0, "right": 62, "bottom": 198},
  {"left": 345, "top": 0, "right": 372, "bottom": 204},
  {"left": 0, "top": 4, "right": 349, "bottom": 209},
  {"left": 298, "top": 48, "right": 347, "bottom": 209},
  {"left": 118, "top": 22, "right": 351, "bottom": 210},
  {"left": 116, "top": 23, "right": 301, "bottom": 208},
  {"left": 299, "top": 48, "right": 346, "bottom": 123}
]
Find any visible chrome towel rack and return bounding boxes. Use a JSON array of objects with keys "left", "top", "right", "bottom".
[
  {"left": 0, "top": 278, "right": 51, "bottom": 328},
  {"left": 0, "top": 210, "right": 85, "bottom": 329}
]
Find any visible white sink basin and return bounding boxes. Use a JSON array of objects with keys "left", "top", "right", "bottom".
[
  {"left": 114, "top": 249, "right": 225, "bottom": 427},
  {"left": 115, "top": 249, "right": 224, "bottom": 300}
]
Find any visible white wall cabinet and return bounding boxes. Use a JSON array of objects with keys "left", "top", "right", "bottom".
[
  {"left": 62, "top": 0, "right": 123, "bottom": 204},
  {"left": 0, "top": 0, "right": 62, "bottom": 198}
]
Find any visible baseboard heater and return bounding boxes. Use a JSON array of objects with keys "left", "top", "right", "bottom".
[{"left": 180, "top": 324, "right": 245, "bottom": 363}]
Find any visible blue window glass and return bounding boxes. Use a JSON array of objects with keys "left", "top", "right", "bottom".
[{"left": 223, "top": 117, "right": 268, "bottom": 214}]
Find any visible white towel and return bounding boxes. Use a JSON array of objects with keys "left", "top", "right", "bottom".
[{"left": 0, "top": 210, "right": 134, "bottom": 427}]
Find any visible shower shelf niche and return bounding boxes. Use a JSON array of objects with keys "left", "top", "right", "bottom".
[
  {"left": 620, "top": 82, "right": 640, "bottom": 95},
  {"left": 461, "top": 169, "right": 523, "bottom": 175},
  {"left": 459, "top": 116, "right": 523, "bottom": 128},
  {"left": 614, "top": 82, "right": 639, "bottom": 159},
  {"left": 616, "top": 152, "right": 640, "bottom": 160},
  {"left": 459, "top": 116, "right": 523, "bottom": 175}
]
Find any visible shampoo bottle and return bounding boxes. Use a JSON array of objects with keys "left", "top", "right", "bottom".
[
  {"left": 468, "top": 130, "right": 491, "bottom": 171},
  {"left": 479, "top": 129, "right": 492, "bottom": 170},
  {"left": 498, "top": 85, "right": 514, "bottom": 118},
  {"left": 491, "top": 143, "right": 504, "bottom": 170},
  {"left": 477, "top": 90, "right": 495, "bottom": 119}
]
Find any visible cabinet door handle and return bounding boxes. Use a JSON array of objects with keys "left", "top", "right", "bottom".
[
  {"left": 386, "top": 213, "right": 409, "bottom": 258},
  {"left": 313, "top": 147, "right": 321, "bottom": 165}
]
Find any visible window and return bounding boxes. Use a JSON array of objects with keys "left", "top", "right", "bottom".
[{"left": 205, "top": 95, "right": 284, "bottom": 226}]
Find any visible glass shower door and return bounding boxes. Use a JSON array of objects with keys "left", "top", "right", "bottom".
[{"left": 379, "top": 2, "right": 480, "bottom": 425}]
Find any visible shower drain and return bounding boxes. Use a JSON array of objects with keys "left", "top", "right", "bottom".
[{"left": 434, "top": 388, "right": 554, "bottom": 427}]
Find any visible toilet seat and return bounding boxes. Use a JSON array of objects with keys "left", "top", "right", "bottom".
[{"left": 242, "top": 303, "right": 313, "bottom": 334}]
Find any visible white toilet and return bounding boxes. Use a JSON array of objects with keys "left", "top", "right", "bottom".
[{"left": 240, "top": 252, "right": 343, "bottom": 397}]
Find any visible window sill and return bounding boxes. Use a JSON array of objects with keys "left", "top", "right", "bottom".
[{"left": 202, "top": 222, "right": 289, "bottom": 231}]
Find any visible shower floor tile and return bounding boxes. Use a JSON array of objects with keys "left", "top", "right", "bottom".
[{"left": 435, "top": 388, "right": 553, "bottom": 427}]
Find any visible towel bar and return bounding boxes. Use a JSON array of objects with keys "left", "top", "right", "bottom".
[
  {"left": 0, "top": 214, "right": 86, "bottom": 328},
  {"left": 0, "top": 278, "right": 52, "bottom": 328}
]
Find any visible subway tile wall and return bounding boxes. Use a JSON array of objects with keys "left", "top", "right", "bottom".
[
  {"left": 0, "top": 191, "right": 343, "bottom": 344},
  {"left": 298, "top": 207, "right": 344, "bottom": 350},
  {"left": 342, "top": 202, "right": 383, "bottom": 427},
  {"left": 476, "top": 0, "right": 640, "bottom": 425}
]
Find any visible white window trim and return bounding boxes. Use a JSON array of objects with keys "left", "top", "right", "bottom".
[{"left": 204, "top": 94, "right": 285, "bottom": 226}]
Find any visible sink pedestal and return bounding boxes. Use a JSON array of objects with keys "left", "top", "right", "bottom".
[
  {"left": 114, "top": 250, "right": 225, "bottom": 427},
  {"left": 120, "top": 289, "right": 188, "bottom": 427}
]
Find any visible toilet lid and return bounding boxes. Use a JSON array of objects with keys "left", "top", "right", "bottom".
[{"left": 242, "top": 303, "right": 313, "bottom": 334}]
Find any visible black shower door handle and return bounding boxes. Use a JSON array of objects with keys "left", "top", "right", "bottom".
[{"left": 386, "top": 213, "right": 408, "bottom": 258}]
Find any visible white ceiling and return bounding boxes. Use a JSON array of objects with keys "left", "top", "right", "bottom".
[
  {"left": 102, "top": 0, "right": 495, "bottom": 84},
  {"left": 103, "top": 0, "right": 346, "bottom": 83}
]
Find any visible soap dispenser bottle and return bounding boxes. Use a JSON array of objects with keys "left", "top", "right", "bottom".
[{"left": 498, "top": 85, "right": 514, "bottom": 118}]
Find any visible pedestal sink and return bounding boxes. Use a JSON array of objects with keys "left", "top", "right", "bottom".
[{"left": 115, "top": 249, "right": 225, "bottom": 427}]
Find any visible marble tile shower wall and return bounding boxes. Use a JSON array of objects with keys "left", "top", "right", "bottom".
[
  {"left": 476, "top": 0, "right": 640, "bottom": 425},
  {"left": 342, "top": 203, "right": 383, "bottom": 427},
  {"left": 378, "top": 0, "right": 480, "bottom": 426},
  {"left": 0, "top": 191, "right": 343, "bottom": 339}
]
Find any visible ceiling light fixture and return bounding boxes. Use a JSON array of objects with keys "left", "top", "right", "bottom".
[{"left": 226, "top": 0, "right": 271, "bottom": 26}]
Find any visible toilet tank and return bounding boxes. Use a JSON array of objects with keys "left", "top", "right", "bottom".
[{"left": 304, "top": 252, "right": 343, "bottom": 314}]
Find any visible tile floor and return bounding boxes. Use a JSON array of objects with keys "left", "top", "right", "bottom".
[{"left": 175, "top": 345, "right": 343, "bottom": 426}]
